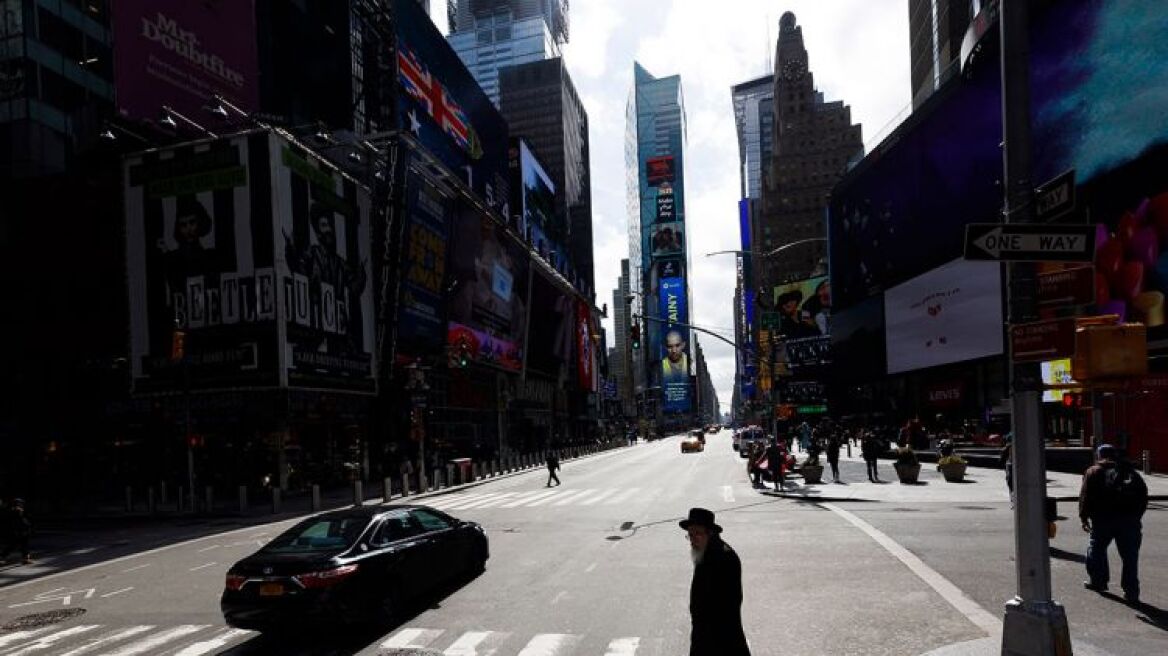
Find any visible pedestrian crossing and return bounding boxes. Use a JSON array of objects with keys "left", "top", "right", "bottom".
[
  {"left": 0, "top": 624, "right": 654, "bottom": 655},
  {"left": 423, "top": 486, "right": 661, "bottom": 511}
]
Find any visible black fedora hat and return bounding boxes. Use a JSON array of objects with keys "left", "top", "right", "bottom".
[{"left": 679, "top": 507, "right": 722, "bottom": 533}]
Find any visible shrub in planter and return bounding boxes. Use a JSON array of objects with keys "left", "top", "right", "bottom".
[
  {"left": 937, "top": 454, "right": 968, "bottom": 482},
  {"left": 894, "top": 447, "right": 921, "bottom": 484},
  {"left": 801, "top": 455, "right": 824, "bottom": 484}
]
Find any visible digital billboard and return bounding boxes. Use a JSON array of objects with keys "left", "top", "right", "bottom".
[
  {"left": 113, "top": 0, "right": 260, "bottom": 124},
  {"left": 509, "top": 139, "right": 557, "bottom": 236},
  {"left": 577, "top": 300, "right": 596, "bottom": 391},
  {"left": 651, "top": 222, "right": 685, "bottom": 257},
  {"left": 646, "top": 156, "right": 675, "bottom": 186},
  {"left": 394, "top": 0, "right": 509, "bottom": 215},
  {"left": 396, "top": 164, "right": 451, "bottom": 354},
  {"left": 772, "top": 276, "right": 831, "bottom": 339},
  {"left": 883, "top": 259, "right": 1003, "bottom": 375},
  {"left": 659, "top": 277, "right": 690, "bottom": 413},
  {"left": 655, "top": 185, "right": 675, "bottom": 222}
]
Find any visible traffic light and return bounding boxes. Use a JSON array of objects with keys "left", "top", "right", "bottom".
[
  {"left": 631, "top": 324, "right": 641, "bottom": 350},
  {"left": 458, "top": 339, "right": 470, "bottom": 368}
]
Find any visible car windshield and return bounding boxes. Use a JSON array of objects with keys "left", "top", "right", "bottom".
[{"left": 261, "top": 515, "right": 371, "bottom": 554}]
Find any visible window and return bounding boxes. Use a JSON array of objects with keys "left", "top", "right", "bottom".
[
  {"left": 262, "top": 515, "right": 371, "bottom": 553},
  {"left": 372, "top": 513, "right": 422, "bottom": 545},
  {"left": 410, "top": 509, "right": 454, "bottom": 533}
]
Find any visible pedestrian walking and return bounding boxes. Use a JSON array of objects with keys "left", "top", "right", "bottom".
[
  {"left": 764, "top": 439, "right": 785, "bottom": 491},
  {"left": 545, "top": 453, "right": 561, "bottom": 487},
  {"left": 1079, "top": 444, "right": 1148, "bottom": 605},
  {"left": 748, "top": 443, "right": 764, "bottom": 488},
  {"left": 861, "top": 432, "right": 881, "bottom": 482},
  {"left": 999, "top": 435, "right": 1014, "bottom": 507},
  {"left": 826, "top": 433, "right": 842, "bottom": 483},
  {"left": 1, "top": 498, "right": 32, "bottom": 565},
  {"left": 680, "top": 508, "right": 750, "bottom": 656}
]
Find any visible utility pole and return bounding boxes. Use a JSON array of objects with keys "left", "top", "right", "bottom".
[{"left": 999, "top": 1, "right": 1072, "bottom": 654}]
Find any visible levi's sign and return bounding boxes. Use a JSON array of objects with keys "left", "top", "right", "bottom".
[{"left": 964, "top": 224, "right": 1095, "bottom": 262}]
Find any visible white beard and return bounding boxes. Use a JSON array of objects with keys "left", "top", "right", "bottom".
[{"left": 691, "top": 546, "right": 705, "bottom": 566}]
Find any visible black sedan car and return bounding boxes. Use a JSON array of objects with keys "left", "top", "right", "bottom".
[{"left": 221, "top": 505, "right": 488, "bottom": 631}]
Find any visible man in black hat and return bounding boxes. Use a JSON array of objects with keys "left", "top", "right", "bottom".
[{"left": 680, "top": 507, "right": 750, "bottom": 655}]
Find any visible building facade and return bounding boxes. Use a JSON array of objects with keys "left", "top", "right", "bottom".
[
  {"left": 908, "top": 0, "right": 972, "bottom": 109},
  {"left": 731, "top": 74, "right": 774, "bottom": 201},
  {"left": 611, "top": 259, "right": 635, "bottom": 418}
]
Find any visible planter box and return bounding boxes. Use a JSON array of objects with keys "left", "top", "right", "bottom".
[
  {"left": 938, "top": 462, "right": 967, "bottom": 482},
  {"left": 801, "top": 464, "right": 824, "bottom": 484},
  {"left": 894, "top": 462, "right": 921, "bottom": 484}
]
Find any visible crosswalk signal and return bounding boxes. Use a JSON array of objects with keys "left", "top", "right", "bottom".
[{"left": 630, "top": 324, "right": 641, "bottom": 350}]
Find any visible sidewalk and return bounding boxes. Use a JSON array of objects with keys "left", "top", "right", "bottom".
[{"left": 758, "top": 446, "right": 1168, "bottom": 503}]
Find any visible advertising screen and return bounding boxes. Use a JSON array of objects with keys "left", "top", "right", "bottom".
[
  {"left": 1041, "top": 358, "right": 1076, "bottom": 403},
  {"left": 655, "top": 185, "right": 675, "bottom": 222},
  {"left": 659, "top": 277, "right": 690, "bottom": 413},
  {"left": 772, "top": 276, "right": 831, "bottom": 339},
  {"left": 275, "top": 139, "right": 376, "bottom": 391},
  {"left": 125, "top": 132, "right": 278, "bottom": 391},
  {"left": 883, "top": 259, "right": 1003, "bottom": 375},
  {"left": 576, "top": 300, "right": 596, "bottom": 391},
  {"left": 513, "top": 139, "right": 557, "bottom": 234},
  {"left": 394, "top": 0, "right": 508, "bottom": 215},
  {"left": 396, "top": 165, "right": 451, "bottom": 353},
  {"left": 651, "top": 222, "right": 685, "bottom": 257},
  {"left": 113, "top": 0, "right": 260, "bottom": 124},
  {"left": 526, "top": 271, "right": 575, "bottom": 377},
  {"left": 646, "top": 156, "right": 675, "bottom": 186}
]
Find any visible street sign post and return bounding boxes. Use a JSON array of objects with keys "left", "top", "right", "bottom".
[
  {"left": 1011, "top": 317, "right": 1077, "bottom": 362},
  {"left": 1035, "top": 169, "right": 1075, "bottom": 221},
  {"left": 1037, "top": 265, "right": 1095, "bottom": 308},
  {"left": 963, "top": 223, "right": 1094, "bottom": 262}
]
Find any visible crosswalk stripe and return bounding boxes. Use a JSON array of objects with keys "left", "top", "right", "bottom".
[
  {"left": 442, "top": 630, "right": 500, "bottom": 655},
  {"left": 603, "top": 487, "right": 641, "bottom": 505},
  {"left": 501, "top": 490, "right": 558, "bottom": 508},
  {"left": 453, "top": 492, "right": 519, "bottom": 509},
  {"left": 442, "top": 492, "right": 513, "bottom": 510},
  {"left": 171, "top": 628, "right": 253, "bottom": 656},
  {"left": 3, "top": 625, "right": 100, "bottom": 656},
  {"left": 380, "top": 628, "right": 444, "bottom": 649},
  {"left": 426, "top": 494, "right": 484, "bottom": 509},
  {"left": 55, "top": 627, "right": 154, "bottom": 656},
  {"left": 0, "top": 630, "right": 49, "bottom": 650},
  {"left": 516, "top": 633, "right": 581, "bottom": 655},
  {"left": 604, "top": 637, "right": 641, "bottom": 655},
  {"left": 579, "top": 489, "right": 619, "bottom": 506},
  {"left": 552, "top": 489, "right": 598, "bottom": 506},
  {"left": 475, "top": 491, "right": 540, "bottom": 508},
  {"left": 523, "top": 491, "right": 569, "bottom": 507},
  {"left": 98, "top": 625, "right": 207, "bottom": 656}
]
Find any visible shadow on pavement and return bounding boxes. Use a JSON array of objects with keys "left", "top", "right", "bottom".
[
  {"left": 1049, "top": 547, "right": 1086, "bottom": 564},
  {"left": 1134, "top": 602, "right": 1168, "bottom": 632}
]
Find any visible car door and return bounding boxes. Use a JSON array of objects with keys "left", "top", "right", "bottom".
[
  {"left": 408, "top": 508, "right": 464, "bottom": 579},
  {"left": 369, "top": 511, "right": 428, "bottom": 600}
]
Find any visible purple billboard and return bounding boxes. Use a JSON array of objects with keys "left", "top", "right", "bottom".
[{"left": 113, "top": 0, "right": 260, "bottom": 124}]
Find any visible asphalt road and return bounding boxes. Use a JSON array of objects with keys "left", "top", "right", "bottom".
[{"left": 0, "top": 433, "right": 1163, "bottom": 655}]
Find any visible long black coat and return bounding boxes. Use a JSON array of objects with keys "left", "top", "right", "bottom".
[{"left": 690, "top": 536, "right": 750, "bottom": 656}]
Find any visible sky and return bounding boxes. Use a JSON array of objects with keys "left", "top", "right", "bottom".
[{"left": 430, "top": 0, "right": 913, "bottom": 414}]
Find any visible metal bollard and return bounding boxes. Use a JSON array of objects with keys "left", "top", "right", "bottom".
[
  {"left": 433, "top": 468, "right": 441, "bottom": 488},
  {"left": 205, "top": 486, "right": 214, "bottom": 514},
  {"left": 177, "top": 486, "right": 184, "bottom": 512},
  {"left": 312, "top": 484, "right": 322, "bottom": 512},
  {"left": 124, "top": 486, "right": 133, "bottom": 513},
  {"left": 1143, "top": 450, "right": 1152, "bottom": 475},
  {"left": 271, "top": 487, "right": 281, "bottom": 514},
  {"left": 160, "top": 481, "right": 168, "bottom": 507},
  {"left": 446, "top": 464, "right": 455, "bottom": 486},
  {"left": 420, "top": 471, "right": 429, "bottom": 492},
  {"left": 401, "top": 474, "right": 411, "bottom": 497},
  {"left": 847, "top": 442, "right": 853, "bottom": 458},
  {"left": 238, "top": 486, "right": 248, "bottom": 514},
  {"left": 148, "top": 487, "right": 156, "bottom": 514},
  {"left": 353, "top": 480, "right": 364, "bottom": 507},
  {"left": 383, "top": 477, "right": 393, "bottom": 501},
  {"left": 471, "top": 463, "right": 479, "bottom": 481}
]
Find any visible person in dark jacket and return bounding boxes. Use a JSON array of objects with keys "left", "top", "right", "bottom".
[
  {"left": 1079, "top": 444, "right": 1148, "bottom": 605},
  {"left": 681, "top": 508, "right": 750, "bottom": 656},
  {"left": 545, "top": 453, "right": 561, "bottom": 487},
  {"left": 764, "top": 440, "right": 785, "bottom": 491},
  {"left": 1, "top": 498, "right": 32, "bottom": 564},
  {"left": 826, "top": 434, "right": 842, "bottom": 483},
  {"left": 861, "top": 432, "right": 881, "bottom": 482}
]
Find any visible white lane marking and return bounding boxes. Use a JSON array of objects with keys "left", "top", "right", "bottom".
[
  {"left": 426, "top": 494, "right": 483, "bottom": 509},
  {"left": 603, "top": 488, "right": 641, "bottom": 505},
  {"left": 380, "top": 628, "right": 444, "bottom": 649},
  {"left": 523, "top": 491, "right": 569, "bottom": 507},
  {"left": 99, "top": 586, "right": 134, "bottom": 599},
  {"left": 171, "top": 628, "right": 254, "bottom": 656},
  {"left": 551, "top": 590, "right": 567, "bottom": 604},
  {"left": 452, "top": 492, "right": 519, "bottom": 510},
  {"left": 604, "top": 637, "right": 641, "bottom": 655},
  {"left": 516, "top": 633, "right": 581, "bottom": 656},
  {"left": 485, "top": 490, "right": 548, "bottom": 508},
  {"left": 188, "top": 562, "right": 218, "bottom": 572},
  {"left": 119, "top": 563, "right": 151, "bottom": 574},
  {"left": 501, "top": 490, "right": 558, "bottom": 508},
  {"left": 722, "top": 485, "right": 735, "bottom": 503},
  {"left": 8, "top": 587, "right": 95, "bottom": 608},
  {"left": 4, "top": 625, "right": 100, "bottom": 656},
  {"left": 552, "top": 489, "right": 598, "bottom": 506},
  {"left": 195, "top": 544, "right": 220, "bottom": 553},
  {"left": 473, "top": 492, "right": 536, "bottom": 508},
  {"left": 822, "top": 503, "right": 1002, "bottom": 635},
  {"left": 0, "top": 630, "right": 50, "bottom": 649},
  {"left": 585, "top": 563, "right": 597, "bottom": 573},
  {"left": 98, "top": 625, "right": 207, "bottom": 656},
  {"left": 578, "top": 489, "right": 619, "bottom": 506},
  {"left": 440, "top": 493, "right": 509, "bottom": 510},
  {"left": 442, "top": 630, "right": 497, "bottom": 655},
  {"left": 55, "top": 626, "right": 154, "bottom": 656}
]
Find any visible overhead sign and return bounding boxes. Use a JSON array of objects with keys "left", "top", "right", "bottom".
[
  {"left": 1037, "top": 265, "right": 1095, "bottom": 308},
  {"left": 1035, "top": 170, "right": 1075, "bottom": 221},
  {"left": 1010, "top": 317, "right": 1077, "bottom": 362},
  {"left": 964, "top": 223, "right": 1095, "bottom": 262}
]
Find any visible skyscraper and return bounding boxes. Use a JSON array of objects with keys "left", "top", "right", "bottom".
[
  {"left": 732, "top": 75, "right": 774, "bottom": 200},
  {"left": 499, "top": 57, "right": 593, "bottom": 294},
  {"left": 447, "top": 0, "right": 569, "bottom": 105},
  {"left": 907, "top": 0, "right": 973, "bottom": 109},
  {"left": 626, "top": 62, "right": 691, "bottom": 423},
  {"left": 611, "top": 259, "right": 634, "bottom": 418}
]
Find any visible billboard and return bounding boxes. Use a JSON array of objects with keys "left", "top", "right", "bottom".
[
  {"left": 646, "top": 156, "right": 675, "bottom": 186},
  {"left": 113, "top": 0, "right": 260, "bottom": 123},
  {"left": 772, "top": 276, "right": 831, "bottom": 339},
  {"left": 396, "top": 165, "right": 451, "bottom": 353},
  {"left": 125, "top": 133, "right": 277, "bottom": 391},
  {"left": 655, "top": 184, "right": 675, "bottom": 222},
  {"left": 509, "top": 139, "right": 558, "bottom": 237},
  {"left": 577, "top": 300, "right": 596, "bottom": 391},
  {"left": 651, "top": 222, "right": 685, "bottom": 257},
  {"left": 1041, "top": 358, "right": 1077, "bottom": 403},
  {"left": 883, "top": 259, "right": 1003, "bottom": 375},
  {"left": 275, "top": 140, "right": 376, "bottom": 391},
  {"left": 659, "top": 277, "right": 690, "bottom": 413},
  {"left": 394, "top": 0, "right": 508, "bottom": 215}
]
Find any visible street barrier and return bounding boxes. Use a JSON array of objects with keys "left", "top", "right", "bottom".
[
  {"left": 433, "top": 468, "right": 441, "bottom": 489},
  {"left": 238, "top": 486, "right": 248, "bottom": 514},
  {"left": 401, "top": 474, "right": 411, "bottom": 497},
  {"left": 383, "top": 477, "right": 393, "bottom": 501},
  {"left": 420, "top": 471, "right": 429, "bottom": 491},
  {"left": 271, "top": 488, "right": 281, "bottom": 514},
  {"left": 312, "top": 484, "right": 322, "bottom": 511},
  {"left": 446, "top": 464, "right": 455, "bottom": 486},
  {"left": 1143, "top": 450, "right": 1152, "bottom": 475},
  {"left": 353, "top": 480, "right": 364, "bottom": 507}
]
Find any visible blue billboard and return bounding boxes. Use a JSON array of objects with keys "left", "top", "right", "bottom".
[
  {"left": 659, "top": 277, "right": 690, "bottom": 413},
  {"left": 394, "top": 0, "right": 509, "bottom": 215}
]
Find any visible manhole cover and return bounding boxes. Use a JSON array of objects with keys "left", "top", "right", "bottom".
[{"left": 2, "top": 608, "right": 86, "bottom": 630}]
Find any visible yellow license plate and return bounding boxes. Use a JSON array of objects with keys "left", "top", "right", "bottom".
[{"left": 259, "top": 583, "right": 284, "bottom": 597}]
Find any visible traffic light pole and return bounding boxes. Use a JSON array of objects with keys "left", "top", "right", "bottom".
[{"left": 999, "top": 1, "right": 1072, "bottom": 653}]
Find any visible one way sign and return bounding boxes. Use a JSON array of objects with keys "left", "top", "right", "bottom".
[{"left": 964, "top": 223, "right": 1095, "bottom": 262}]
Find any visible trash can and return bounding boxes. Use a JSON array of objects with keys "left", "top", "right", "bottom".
[{"left": 449, "top": 458, "right": 473, "bottom": 485}]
